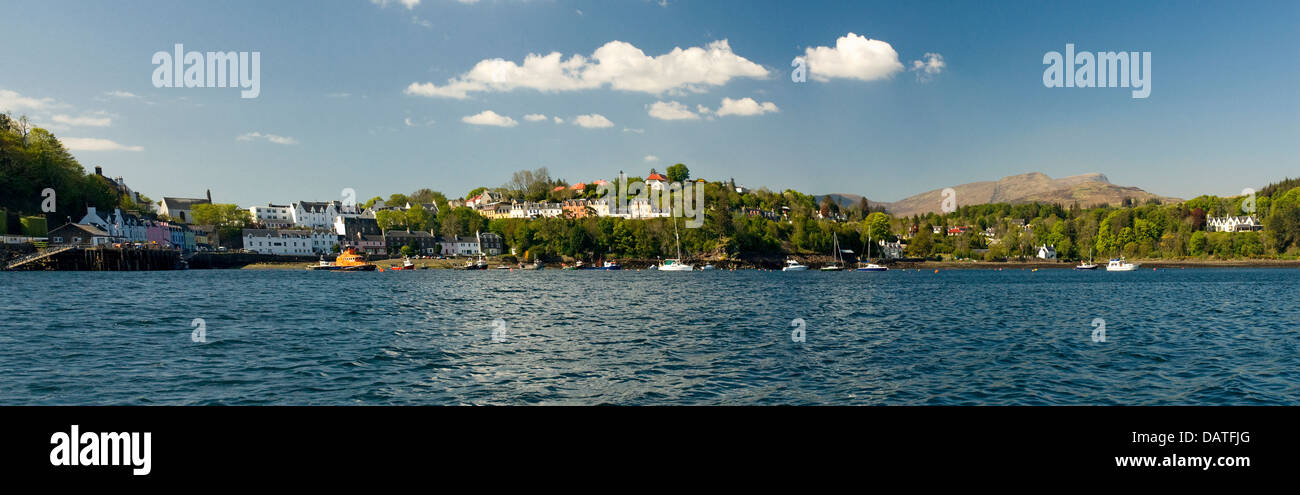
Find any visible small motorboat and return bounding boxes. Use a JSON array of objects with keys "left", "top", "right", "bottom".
[
  {"left": 698, "top": 263, "right": 715, "bottom": 271},
  {"left": 390, "top": 257, "right": 417, "bottom": 270},
  {"left": 594, "top": 260, "right": 621, "bottom": 270},
  {"left": 1105, "top": 258, "right": 1139, "bottom": 271},
  {"left": 782, "top": 258, "right": 808, "bottom": 271}
]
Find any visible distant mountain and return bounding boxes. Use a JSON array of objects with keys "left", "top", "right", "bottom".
[{"left": 822, "top": 172, "right": 1178, "bottom": 217}]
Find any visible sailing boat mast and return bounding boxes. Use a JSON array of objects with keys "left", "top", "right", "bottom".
[{"left": 673, "top": 217, "right": 682, "bottom": 260}]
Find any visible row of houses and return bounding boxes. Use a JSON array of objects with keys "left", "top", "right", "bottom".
[
  {"left": 242, "top": 228, "right": 503, "bottom": 257},
  {"left": 57, "top": 206, "right": 208, "bottom": 251}
]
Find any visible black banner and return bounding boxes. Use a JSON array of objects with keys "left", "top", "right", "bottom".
[{"left": 1, "top": 406, "right": 1291, "bottom": 483}]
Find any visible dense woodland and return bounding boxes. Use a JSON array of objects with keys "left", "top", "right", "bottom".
[{"left": 6, "top": 115, "right": 1300, "bottom": 261}]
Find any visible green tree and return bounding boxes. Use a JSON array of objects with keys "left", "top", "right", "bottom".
[{"left": 666, "top": 163, "right": 690, "bottom": 183}]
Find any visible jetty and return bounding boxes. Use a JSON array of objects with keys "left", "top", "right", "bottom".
[{"left": 3, "top": 246, "right": 182, "bottom": 271}]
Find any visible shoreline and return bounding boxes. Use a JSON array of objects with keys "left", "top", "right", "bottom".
[{"left": 236, "top": 257, "right": 1300, "bottom": 271}]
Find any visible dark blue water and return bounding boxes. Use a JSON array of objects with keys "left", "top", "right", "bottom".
[{"left": 1, "top": 268, "right": 1297, "bottom": 405}]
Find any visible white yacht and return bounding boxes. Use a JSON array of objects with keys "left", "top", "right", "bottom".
[
  {"left": 1105, "top": 258, "right": 1139, "bottom": 271},
  {"left": 782, "top": 258, "right": 808, "bottom": 271},
  {"left": 658, "top": 218, "right": 694, "bottom": 271},
  {"left": 821, "top": 233, "right": 844, "bottom": 271}
]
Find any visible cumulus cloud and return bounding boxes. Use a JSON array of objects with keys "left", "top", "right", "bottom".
[
  {"left": 523, "top": 113, "right": 548, "bottom": 122},
  {"left": 910, "top": 52, "right": 945, "bottom": 81},
  {"left": 0, "top": 89, "right": 60, "bottom": 111},
  {"left": 553, "top": 116, "right": 564, "bottom": 124},
  {"left": 802, "top": 32, "right": 904, "bottom": 82},
  {"left": 237, "top": 132, "right": 299, "bottom": 145},
  {"left": 572, "top": 113, "right": 614, "bottom": 128},
  {"left": 61, "top": 137, "right": 143, "bottom": 152},
  {"left": 371, "top": 0, "right": 420, "bottom": 9},
  {"left": 714, "top": 97, "right": 778, "bottom": 117},
  {"left": 406, "top": 39, "right": 768, "bottom": 99},
  {"left": 461, "top": 110, "right": 518, "bottom": 127},
  {"left": 52, "top": 113, "right": 112, "bottom": 127},
  {"left": 647, "top": 100, "right": 700, "bottom": 120},
  {"left": 644, "top": 155, "right": 658, "bottom": 162},
  {"left": 103, "top": 90, "right": 140, "bottom": 99}
]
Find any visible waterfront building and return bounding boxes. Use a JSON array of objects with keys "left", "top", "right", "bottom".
[
  {"left": 1037, "top": 244, "right": 1057, "bottom": 260},
  {"left": 384, "top": 230, "right": 438, "bottom": 256},
  {"left": 289, "top": 201, "right": 338, "bottom": 229},
  {"left": 249, "top": 204, "right": 294, "bottom": 228},
  {"left": 46, "top": 223, "right": 111, "bottom": 246},
  {"left": 242, "top": 228, "right": 336, "bottom": 256},
  {"left": 1207, "top": 216, "right": 1263, "bottom": 232}
]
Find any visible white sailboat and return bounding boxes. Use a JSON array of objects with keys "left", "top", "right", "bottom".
[
  {"left": 658, "top": 218, "right": 694, "bottom": 271},
  {"left": 821, "top": 233, "right": 844, "bottom": 271},
  {"left": 855, "top": 227, "right": 888, "bottom": 271},
  {"left": 1075, "top": 247, "right": 1098, "bottom": 270}
]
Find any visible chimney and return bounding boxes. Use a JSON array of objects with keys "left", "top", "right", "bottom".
[
  {"left": 94, "top": 166, "right": 103, "bottom": 176},
  {"left": 206, "top": 189, "right": 212, "bottom": 203}
]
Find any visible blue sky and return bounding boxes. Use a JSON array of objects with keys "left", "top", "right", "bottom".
[{"left": 2, "top": 0, "right": 1296, "bottom": 207}]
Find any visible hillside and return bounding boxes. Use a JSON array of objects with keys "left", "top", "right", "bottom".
[{"left": 872, "top": 172, "right": 1178, "bottom": 217}]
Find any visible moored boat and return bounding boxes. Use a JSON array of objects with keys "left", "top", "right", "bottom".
[
  {"left": 1105, "top": 258, "right": 1139, "bottom": 271},
  {"left": 307, "top": 247, "right": 377, "bottom": 271},
  {"left": 782, "top": 258, "right": 808, "bottom": 271}
]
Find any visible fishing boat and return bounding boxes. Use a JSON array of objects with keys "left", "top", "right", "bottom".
[
  {"left": 594, "top": 260, "right": 622, "bottom": 270},
  {"left": 307, "top": 247, "right": 377, "bottom": 271},
  {"left": 562, "top": 260, "right": 585, "bottom": 270},
  {"left": 658, "top": 218, "right": 694, "bottom": 271},
  {"left": 389, "top": 257, "right": 417, "bottom": 270},
  {"left": 821, "top": 233, "right": 844, "bottom": 271},
  {"left": 782, "top": 258, "right": 808, "bottom": 271},
  {"left": 1105, "top": 257, "right": 1139, "bottom": 271},
  {"left": 464, "top": 255, "right": 488, "bottom": 270},
  {"left": 1075, "top": 248, "right": 1098, "bottom": 270}
]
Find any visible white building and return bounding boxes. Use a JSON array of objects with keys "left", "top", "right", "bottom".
[
  {"left": 1036, "top": 244, "right": 1057, "bottom": 260},
  {"left": 159, "top": 194, "right": 211, "bottom": 224},
  {"left": 878, "top": 240, "right": 905, "bottom": 259},
  {"left": 249, "top": 204, "right": 294, "bottom": 228},
  {"left": 538, "top": 203, "right": 564, "bottom": 218},
  {"left": 1207, "top": 216, "right": 1262, "bottom": 232},
  {"left": 79, "top": 207, "right": 148, "bottom": 243},
  {"left": 243, "top": 229, "right": 338, "bottom": 255},
  {"left": 289, "top": 201, "right": 338, "bottom": 229}
]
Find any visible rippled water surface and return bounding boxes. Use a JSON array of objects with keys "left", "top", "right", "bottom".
[{"left": 1, "top": 268, "right": 1298, "bottom": 405}]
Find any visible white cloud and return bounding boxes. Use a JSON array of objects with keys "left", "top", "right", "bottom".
[
  {"left": 910, "top": 52, "right": 945, "bottom": 81},
  {"left": 553, "top": 116, "right": 564, "bottom": 124},
  {"left": 405, "top": 39, "right": 768, "bottom": 99},
  {"left": 0, "top": 89, "right": 59, "bottom": 111},
  {"left": 61, "top": 137, "right": 143, "bottom": 152},
  {"left": 462, "top": 110, "right": 518, "bottom": 127},
  {"left": 371, "top": 0, "right": 420, "bottom": 9},
  {"left": 644, "top": 155, "right": 658, "bottom": 162},
  {"left": 623, "top": 128, "right": 645, "bottom": 134},
  {"left": 523, "top": 113, "right": 548, "bottom": 122},
  {"left": 572, "top": 113, "right": 614, "bottom": 128},
  {"left": 51, "top": 113, "right": 112, "bottom": 127},
  {"left": 715, "top": 97, "right": 778, "bottom": 117},
  {"left": 237, "top": 132, "right": 299, "bottom": 145},
  {"left": 802, "top": 32, "right": 904, "bottom": 82},
  {"left": 103, "top": 90, "right": 140, "bottom": 99},
  {"left": 647, "top": 100, "right": 700, "bottom": 120},
  {"left": 326, "top": 92, "right": 352, "bottom": 98}
]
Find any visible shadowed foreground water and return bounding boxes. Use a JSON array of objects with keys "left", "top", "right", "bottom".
[{"left": 1, "top": 268, "right": 1297, "bottom": 405}]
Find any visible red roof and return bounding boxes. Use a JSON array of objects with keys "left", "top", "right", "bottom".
[
  {"left": 592, "top": 179, "right": 609, "bottom": 185},
  {"left": 553, "top": 186, "right": 566, "bottom": 192},
  {"left": 571, "top": 183, "right": 586, "bottom": 190},
  {"left": 647, "top": 172, "right": 667, "bottom": 181}
]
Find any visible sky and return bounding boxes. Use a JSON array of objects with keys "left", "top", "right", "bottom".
[{"left": 1, "top": 0, "right": 1297, "bottom": 207}]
